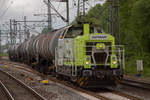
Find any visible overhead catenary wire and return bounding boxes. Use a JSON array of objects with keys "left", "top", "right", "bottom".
[
  {"left": 48, "top": 2, "right": 68, "bottom": 22},
  {"left": 25, "top": 24, "right": 42, "bottom": 34},
  {"left": 0, "top": 0, "right": 14, "bottom": 19}
]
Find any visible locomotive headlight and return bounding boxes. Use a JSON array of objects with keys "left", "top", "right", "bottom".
[
  {"left": 111, "top": 55, "right": 118, "bottom": 68},
  {"left": 99, "top": 44, "right": 103, "bottom": 48},
  {"left": 96, "top": 43, "right": 105, "bottom": 49},
  {"left": 59, "top": 35, "right": 63, "bottom": 39},
  {"left": 86, "top": 61, "right": 89, "bottom": 65},
  {"left": 113, "top": 61, "right": 117, "bottom": 64},
  {"left": 84, "top": 56, "right": 91, "bottom": 68}
]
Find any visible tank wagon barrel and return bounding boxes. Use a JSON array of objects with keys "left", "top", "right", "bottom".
[
  {"left": 38, "top": 29, "right": 64, "bottom": 60},
  {"left": 28, "top": 34, "right": 45, "bottom": 59},
  {"left": 8, "top": 27, "right": 66, "bottom": 64},
  {"left": 8, "top": 45, "right": 19, "bottom": 61}
]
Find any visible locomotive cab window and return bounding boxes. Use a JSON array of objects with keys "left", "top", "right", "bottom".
[
  {"left": 64, "top": 27, "right": 83, "bottom": 38},
  {"left": 90, "top": 26, "right": 102, "bottom": 33}
]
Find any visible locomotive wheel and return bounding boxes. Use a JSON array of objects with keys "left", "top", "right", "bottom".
[
  {"left": 39, "top": 67, "right": 44, "bottom": 73},
  {"left": 43, "top": 67, "right": 49, "bottom": 74}
]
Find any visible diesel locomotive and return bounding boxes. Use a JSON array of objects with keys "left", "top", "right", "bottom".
[{"left": 8, "top": 23, "right": 124, "bottom": 87}]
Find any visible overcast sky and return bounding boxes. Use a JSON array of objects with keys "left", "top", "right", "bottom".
[{"left": 0, "top": 0, "right": 105, "bottom": 29}]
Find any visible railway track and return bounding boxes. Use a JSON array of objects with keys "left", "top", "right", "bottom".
[
  {"left": 0, "top": 81, "right": 14, "bottom": 100},
  {"left": 0, "top": 68, "right": 46, "bottom": 100},
  {"left": 121, "top": 78, "right": 150, "bottom": 91},
  {"left": 0, "top": 60, "right": 143, "bottom": 100},
  {"left": 89, "top": 87, "right": 142, "bottom": 100}
]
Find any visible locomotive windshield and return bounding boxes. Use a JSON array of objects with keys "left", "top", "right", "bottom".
[
  {"left": 64, "top": 27, "right": 83, "bottom": 38},
  {"left": 64, "top": 26, "right": 98, "bottom": 38}
]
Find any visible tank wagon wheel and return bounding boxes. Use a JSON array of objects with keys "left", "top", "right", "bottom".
[{"left": 39, "top": 67, "right": 44, "bottom": 73}]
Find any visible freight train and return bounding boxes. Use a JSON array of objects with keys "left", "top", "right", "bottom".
[{"left": 8, "top": 23, "right": 124, "bottom": 87}]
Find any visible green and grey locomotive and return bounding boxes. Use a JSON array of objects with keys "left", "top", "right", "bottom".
[{"left": 8, "top": 23, "right": 124, "bottom": 87}]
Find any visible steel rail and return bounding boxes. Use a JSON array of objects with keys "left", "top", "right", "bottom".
[
  {"left": 123, "top": 78, "right": 150, "bottom": 86},
  {"left": 0, "top": 81, "right": 14, "bottom": 100},
  {"left": 0, "top": 69, "right": 47, "bottom": 100},
  {"left": 121, "top": 79, "right": 150, "bottom": 91},
  {"left": 105, "top": 88, "right": 142, "bottom": 100}
]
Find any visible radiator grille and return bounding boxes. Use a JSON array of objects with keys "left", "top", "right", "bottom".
[{"left": 86, "top": 42, "right": 111, "bottom": 64}]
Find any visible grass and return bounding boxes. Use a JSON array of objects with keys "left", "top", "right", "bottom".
[
  {"left": 143, "top": 67, "right": 150, "bottom": 78},
  {"left": 125, "top": 57, "right": 150, "bottom": 79},
  {"left": 0, "top": 53, "right": 8, "bottom": 57}
]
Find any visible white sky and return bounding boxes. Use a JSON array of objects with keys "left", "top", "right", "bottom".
[{"left": 0, "top": 0, "right": 105, "bottom": 28}]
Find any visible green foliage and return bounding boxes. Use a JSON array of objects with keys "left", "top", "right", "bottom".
[
  {"left": 41, "top": 27, "right": 53, "bottom": 34},
  {"left": 0, "top": 53, "right": 8, "bottom": 57},
  {"left": 85, "top": 4, "right": 109, "bottom": 32},
  {"left": 41, "top": 28, "right": 49, "bottom": 34},
  {"left": 84, "top": 0, "right": 150, "bottom": 77},
  {"left": 121, "top": 0, "right": 150, "bottom": 77}
]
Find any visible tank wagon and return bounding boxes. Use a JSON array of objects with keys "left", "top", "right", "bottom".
[
  {"left": 8, "top": 44, "right": 19, "bottom": 61},
  {"left": 8, "top": 23, "right": 124, "bottom": 87}
]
